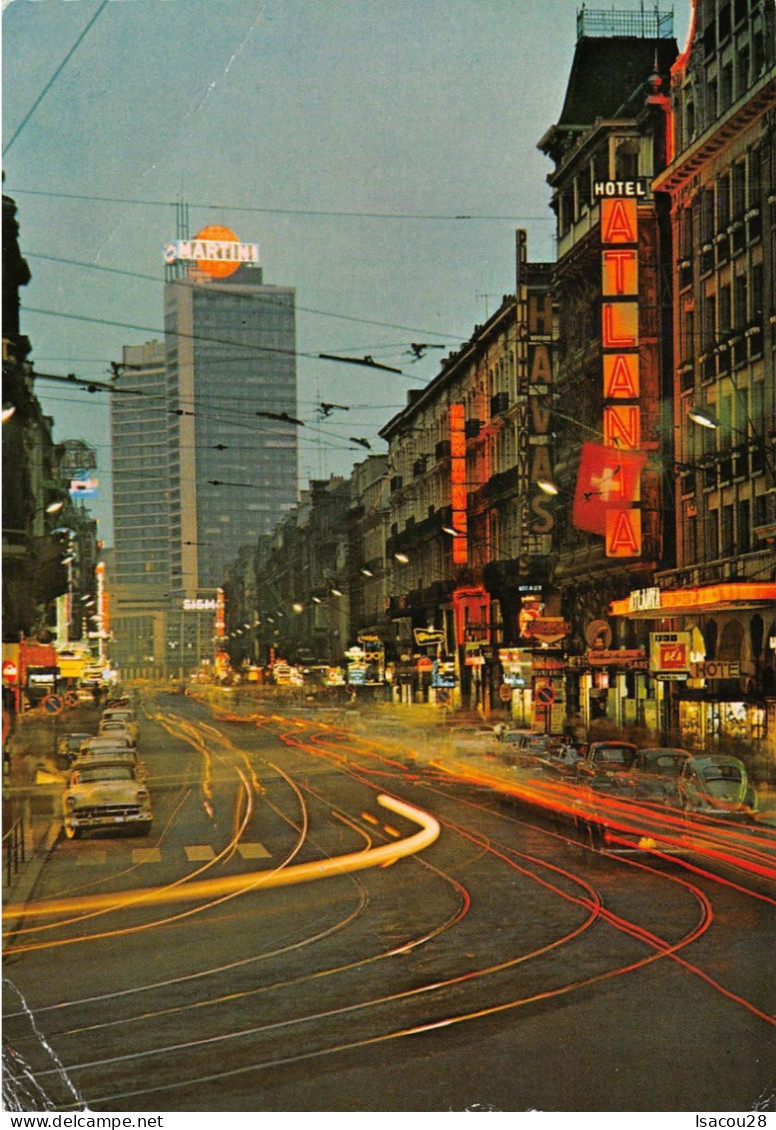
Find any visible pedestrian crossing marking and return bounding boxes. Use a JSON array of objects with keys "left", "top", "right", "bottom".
[
  {"left": 75, "top": 850, "right": 107, "bottom": 865},
  {"left": 237, "top": 841, "right": 271, "bottom": 859},
  {"left": 132, "top": 848, "right": 162, "bottom": 863},
  {"left": 185, "top": 844, "right": 215, "bottom": 861}
]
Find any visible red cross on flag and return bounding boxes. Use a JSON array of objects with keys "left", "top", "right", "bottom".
[{"left": 572, "top": 442, "right": 646, "bottom": 535}]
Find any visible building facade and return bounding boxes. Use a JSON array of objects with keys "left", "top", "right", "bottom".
[
  {"left": 537, "top": 11, "right": 680, "bottom": 735},
  {"left": 110, "top": 232, "right": 299, "bottom": 679},
  {"left": 615, "top": 0, "right": 776, "bottom": 753}
]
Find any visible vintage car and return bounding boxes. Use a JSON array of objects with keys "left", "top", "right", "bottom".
[
  {"left": 98, "top": 712, "right": 138, "bottom": 743},
  {"left": 62, "top": 760, "right": 153, "bottom": 839},
  {"left": 56, "top": 732, "right": 93, "bottom": 768},
  {"left": 446, "top": 724, "right": 501, "bottom": 754},
  {"left": 625, "top": 747, "right": 691, "bottom": 802},
  {"left": 575, "top": 741, "right": 638, "bottom": 786},
  {"left": 80, "top": 734, "right": 135, "bottom": 755},
  {"left": 677, "top": 754, "right": 757, "bottom": 817},
  {"left": 71, "top": 745, "right": 147, "bottom": 780}
]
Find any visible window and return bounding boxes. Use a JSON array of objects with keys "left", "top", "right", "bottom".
[
  {"left": 717, "top": 173, "right": 730, "bottom": 230},
  {"left": 721, "top": 504, "right": 735, "bottom": 557},
  {"left": 706, "top": 511, "right": 720, "bottom": 559},
  {"left": 734, "top": 273, "right": 748, "bottom": 329},
  {"left": 737, "top": 46, "right": 750, "bottom": 99},
  {"left": 718, "top": 285, "right": 732, "bottom": 334},
  {"left": 703, "top": 293, "right": 717, "bottom": 351},
  {"left": 732, "top": 162, "right": 746, "bottom": 220},
  {"left": 686, "top": 99, "right": 696, "bottom": 140},
  {"left": 721, "top": 62, "right": 733, "bottom": 111},
  {"left": 614, "top": 141, "right": 639, "bottom": 182},
  {"left": 738, "top": 500, "right": 751, "bottom": 554}
]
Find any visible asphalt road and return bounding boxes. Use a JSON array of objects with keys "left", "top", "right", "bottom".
[{"left": 3, "top": 692, "right": 775, "bottom": 1113}]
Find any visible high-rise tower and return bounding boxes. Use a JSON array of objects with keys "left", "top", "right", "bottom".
[{"left": 110, "top": 223, "right": 298, "bottom": 679}]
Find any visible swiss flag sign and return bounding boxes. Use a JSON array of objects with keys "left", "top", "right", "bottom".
[{"left": 572, "top": 442, "right": 645, "bottom": 535}]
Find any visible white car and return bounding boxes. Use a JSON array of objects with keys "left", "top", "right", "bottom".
[
  {"left": 71, "top": 746, "right": 147, "bottom": 780},
  {"left": 99, "top": 714, "right": 138, "bottom": 743},
  {"left": 80, "top": 735, "right": 134, "bottom": 754},
  {"left": 62, "top": 761, "right": 153, "bottom": 839}
]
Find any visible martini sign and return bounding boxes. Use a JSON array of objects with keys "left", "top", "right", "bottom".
[{"left": 165, "top": 225, "right": 259, "bottom": 279}]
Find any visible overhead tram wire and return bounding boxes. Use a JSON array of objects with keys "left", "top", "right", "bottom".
[
  {"left": 21, "top": 251, "right": 465, "bottom": 345},
  {"left": 22, "top": 305, "right": 424, "bottom": 384},
  {"left": 31, "top": 375, "right": 385, "bottom": 456},
  {"left": 2, "top": 2, "right": 111, "bottom": 157},
  {"left": 8, "top": 187, "right": 554, "bottom": 226}
]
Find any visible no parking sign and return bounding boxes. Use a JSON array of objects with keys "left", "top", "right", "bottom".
[{"left": 42, "top": 694, "right": 64, "bottom": 715}]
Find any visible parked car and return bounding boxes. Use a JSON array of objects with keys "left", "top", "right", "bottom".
[
  {"left": 71, "top": 746, "right": 146, "bottom": 780},
  {"left": 80, "top": 734, "right": 134, "bottom": 754},
  {"left": 56, "top": 732, "right": 93, "bottom": 768},
  {"left": 576, "top": 741, "right": 638, "bottom": 785},
  {"left": 99, "top": 711, "right": 138, "bottom": 743},
  {"left": 447, "top": 724, "right": 500, "bottom": 754},
  {"left": 62, "top": 760, "right": 153, "bottom": 839},
  {"left": 626, "top": 747, "right": 691, "bottom": 802},
  {"left": 677, "top": 754, "right": 757, "bottom": 817},
  {"left": 497, "top": 731, "right": 553, "bottom": 765}
]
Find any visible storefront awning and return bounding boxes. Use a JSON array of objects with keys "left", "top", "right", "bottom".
[{"left": 610, "top": 582, "right": 776, "bottom": 619}]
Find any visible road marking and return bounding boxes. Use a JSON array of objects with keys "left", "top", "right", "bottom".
[
  {"left": 185, "top": 845, "right": 215, "bottom": 861},
  {"left": 7, "top": 797, "right": 441, "bottom": 918},
  {"left": 132, "top": 848, "right": 162, "bottom": 863},
  {"left": 237, "top": 842, "right": 271, "bottom": 859},
  {"left": 75, "top": 850, "right": 107, "bottom": 865}
]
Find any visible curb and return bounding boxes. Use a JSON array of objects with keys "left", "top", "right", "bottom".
[{"left": 2, "top": 818, "right": 62, "bottom": 937}]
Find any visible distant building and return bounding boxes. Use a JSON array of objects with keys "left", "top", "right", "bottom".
[{"left": 110, "top": 230, "right": 299, "bottom": 679}]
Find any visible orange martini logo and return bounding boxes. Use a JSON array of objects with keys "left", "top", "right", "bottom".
[{"left": 164, "top": 225, "right": 259, "bottom": 278}]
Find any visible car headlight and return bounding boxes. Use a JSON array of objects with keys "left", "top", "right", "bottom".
[
  {"left": 65, "top": 795, "right": 77, "bottom": 811},
  {"left": 136, "top": 789, "right": 148, "bottom": 803}
]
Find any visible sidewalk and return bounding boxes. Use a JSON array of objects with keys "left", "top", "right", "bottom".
[{"left": 2, "top": 723, "right": 65, "bottom": 927}]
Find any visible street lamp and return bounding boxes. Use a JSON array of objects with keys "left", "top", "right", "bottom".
[
  {"left": 536, "top": 478, "right": 560, "bottom": 496},
  {"left": 394, "top": 552, "right": 409, "bottom": 564},
  {"left": 687, "top": 404, "right": 720, "bottom": 430}
]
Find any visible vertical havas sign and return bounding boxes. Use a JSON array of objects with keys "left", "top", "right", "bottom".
[
  {"left": 527, "top": 294, "right": 554, "bottom": 551},
  {"left": 449, "top": 403, "right": 468, "bottom": 564},
  {"left": 600, "top": 189, "right": 643, "bottom": 557},
  {"left": 515, "top": 228, "right": 554, "bottom": 560}
]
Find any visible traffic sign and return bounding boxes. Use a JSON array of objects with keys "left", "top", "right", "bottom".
[
  {"left": 42, "top": 694, "right": 64, "bottom": 715},
  {"left": 2, "top": 660, "right": 18, "bottom": 684},
  {"left": 535, "top": 683, "right": 556, "bottom": 705},
  {"left": 499, "top": 684, "right": 513, "bottom": 702},
  {"left": 64, "top": 691, "right": 80, "bottom": 708}
]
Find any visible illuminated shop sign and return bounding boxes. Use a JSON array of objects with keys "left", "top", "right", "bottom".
[
  {"left": 600, "top": 192, "right": 642, "bottom": 557},
  {"left": 164, "top": 225, "right": 259, "bottom": 279},
  {"left": 515, "top": 229, "right": 554, "bottom": 562},
  {"left": 449, "top": 403, "right": 468, "bottom": 565},
  {"left": 593, "top": 179, "right": 648, "bottom": 198}
]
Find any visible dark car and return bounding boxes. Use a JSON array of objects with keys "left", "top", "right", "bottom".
[
  {"left": 626, "top": 747, "right": 691, "bottom": 802},
  {"left": 576, "top": 741, "right": 638, "bottom": 785},
  {"left": 56, "top": 732, "right": 93, "bottom": 769}
]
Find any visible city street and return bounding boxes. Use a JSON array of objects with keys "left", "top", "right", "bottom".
[{"left": 3, "top": 692, "right": 775, "bottom": 1113}]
